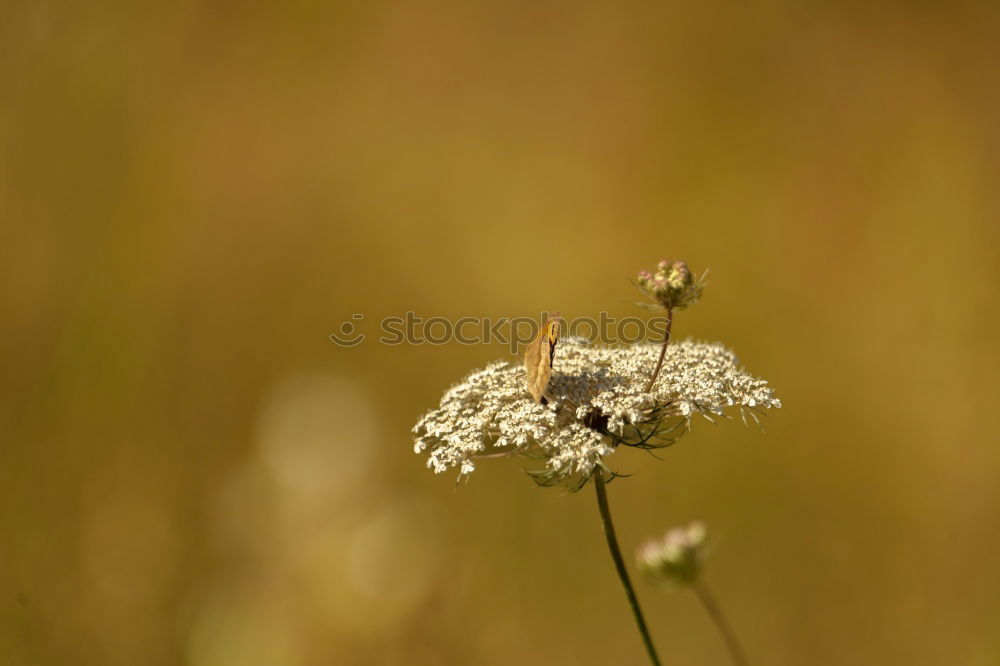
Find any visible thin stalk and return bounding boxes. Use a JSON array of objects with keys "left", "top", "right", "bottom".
[
  {"left": 593, "top": 469, "right": 662, "bottom": 666},
  {"left": 644, "top": 310, "right": 673, "bottom": 392},
  {"left": 692, "top": 579, "right": 748, "bottom": 666}
]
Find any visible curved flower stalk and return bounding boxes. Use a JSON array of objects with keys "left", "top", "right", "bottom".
[
  {"left": 639, "top": 523, "right": 749, "bottom": 666},
  {"left": 413, "top": 337, "right": 780, "bottom": 489}
]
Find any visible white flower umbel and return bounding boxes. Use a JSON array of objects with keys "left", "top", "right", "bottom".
[{"left": 412, "top": 337, "right": 780, "bottom": 488}]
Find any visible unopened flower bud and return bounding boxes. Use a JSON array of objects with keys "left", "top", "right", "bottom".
[
  {"left": 636, "top": 521, "right": 708, "bottom": 585},
  {"left": 666, "top": 261, "right": 692, "bottom": 292},
  {"left": 636, "top": 259, "right": 704, "bottom": 310}
]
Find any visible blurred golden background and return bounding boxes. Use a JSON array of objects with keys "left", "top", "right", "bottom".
[{"left": 2, "top": 1, "right": 999, "bottom": 664}]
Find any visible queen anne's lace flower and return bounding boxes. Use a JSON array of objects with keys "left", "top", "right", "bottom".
[
  {"left": 412, "top": 337, "right": 780, "bottom": 487},
  {"left": 637, "top": 522, "right": 709, "bottom": 585}
]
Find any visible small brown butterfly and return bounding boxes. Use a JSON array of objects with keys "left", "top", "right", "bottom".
[{"left": 524, "top": 313, "right": 560, "bottom": 404}]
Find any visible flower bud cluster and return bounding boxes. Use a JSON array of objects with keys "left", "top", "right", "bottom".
[
  {"left": 637, "top": 521, "right": 708, "bottom": 585},
  {"left": 637, "top": 260, "right": 703, "bottom": 310}
]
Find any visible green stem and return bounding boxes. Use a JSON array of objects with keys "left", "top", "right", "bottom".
[
  {"left": 644, "top": 309, "right": 673, "bottom": 393},
  {"left": 593, "top": 468, "right": 662, "bottom": 666},
  {"left": 692, "top": 579, "right": 748, "bottom": 666}
]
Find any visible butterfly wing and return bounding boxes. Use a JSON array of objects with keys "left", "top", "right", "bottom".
[{"left": 524, "top": 314, "right": 560, "bottom": 403}]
